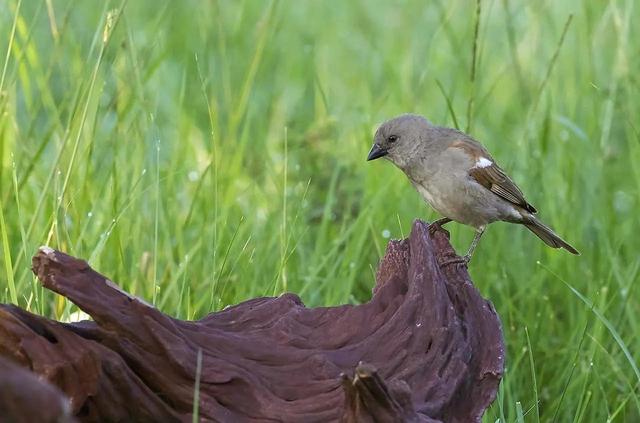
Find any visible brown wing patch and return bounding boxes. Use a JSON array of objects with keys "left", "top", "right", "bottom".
[
  {"left": 449, "top": 137, "right": 537, "bottom": 213},
  {"left": 469, "top": 163, "right": 537, "bottom": 213},
  {"left": 450, "top": 139, "right": 489, "bottom": 159}
]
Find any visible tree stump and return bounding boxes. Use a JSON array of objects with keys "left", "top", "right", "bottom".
[{"left": 0, "top": 220, "right": 504, "bottom": 422}]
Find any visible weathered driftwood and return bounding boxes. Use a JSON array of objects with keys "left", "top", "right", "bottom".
[{"left": 0, "top": 220, "right": 504, "bottom": 422}]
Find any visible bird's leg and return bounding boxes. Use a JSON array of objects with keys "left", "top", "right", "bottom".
[
  {"left": 463, "top": 226, "right": 486, "bottom": 263},
  {"left": 432, "top": 217, "right": 452, "bottom": 227},
  {"left": 429, "top": 217, "right": 452, "bottom": 235}
]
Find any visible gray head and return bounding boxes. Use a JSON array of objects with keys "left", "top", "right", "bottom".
[{"left": 367, "top": 114, "right": 434, "bottom": 168}]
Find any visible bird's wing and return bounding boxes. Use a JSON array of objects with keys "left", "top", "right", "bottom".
[
  {"left": 449, "top": 137, "right": 537, "bottom": 213},
  {"left": 469, "top": 163, "right": 537, "bottom": 213}
]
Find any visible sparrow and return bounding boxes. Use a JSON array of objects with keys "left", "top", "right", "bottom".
[{"left": 367, "top": 113, "right": 579, "bottom": 262}]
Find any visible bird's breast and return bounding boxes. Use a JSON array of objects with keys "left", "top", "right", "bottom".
[
  {"left": 411, "top": 174, "right": 498, "bottom": 228},
  {"left": 412, "top": 180, "right": 458, "bottom": 218}
]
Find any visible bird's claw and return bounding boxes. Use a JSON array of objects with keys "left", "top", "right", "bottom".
[
  {"left": 440, "top": 256, "right": 469, "bottom": 267},
  {"left": 428, "top": 218, "right": 452, "bottom": 236},
  {"left": 440, "top": 251, "right": 474, "bottom": 267},
  {"left": 428, "top": 225, "right": 442, "bottom": 236}
]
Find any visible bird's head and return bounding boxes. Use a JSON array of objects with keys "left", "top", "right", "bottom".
[{"left": 367, "top": 114, "right": 433, "bottom": 169}]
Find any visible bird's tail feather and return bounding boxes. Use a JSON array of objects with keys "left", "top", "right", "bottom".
[{"left": 522, "top": 216, "right": 580, "bottom": 255}]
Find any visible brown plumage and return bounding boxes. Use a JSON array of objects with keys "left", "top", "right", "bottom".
[{"left": 451, "top": 140, "right": 538, "bottom": 213}]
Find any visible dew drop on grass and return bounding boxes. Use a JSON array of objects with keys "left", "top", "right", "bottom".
[
  {"left": 87, "top": 212, "right": 93, "bottom": 218},
  {"left": 382, "top": 229, "right": 391, "bottom": 239},
  {"left": 614, "top": 190, "right": 632, "bottom": 215},
  {"left": 256, "top": 208, "right": 267, "bottom": 222},
  {"left": 188, "top": 171, "right": 199, "bottom": 181}
]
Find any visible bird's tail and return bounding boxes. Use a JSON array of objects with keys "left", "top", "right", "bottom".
[{"left": 522, "top": 216, "right": 580, "bottom": 255}]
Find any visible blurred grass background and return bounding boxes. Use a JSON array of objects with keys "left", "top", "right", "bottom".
[{"left": 1, "top": 0, "right": 639, "bottom": 421}]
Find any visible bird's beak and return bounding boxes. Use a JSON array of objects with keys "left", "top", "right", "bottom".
[{"left": 367, "top": 144, "right": 388, "bottom": 161}]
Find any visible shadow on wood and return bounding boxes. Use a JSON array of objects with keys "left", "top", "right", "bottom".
[
  {"left": 0, "top": 220, "right": 504, "bottom": 422},
  {"left": 0, "top": 356, "right": 75, "bottom": 423}
]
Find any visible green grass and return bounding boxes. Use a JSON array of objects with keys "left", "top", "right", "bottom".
[{"left": 1, "top": 0, "right": 639, "bottom": 421}]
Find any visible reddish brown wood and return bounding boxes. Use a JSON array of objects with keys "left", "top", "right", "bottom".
[
  {"left": 0, "top": 356, "right": 75, "bottom": 423},
  {"left": 0, "top": 220, "right": 504, "bottom": 422}
]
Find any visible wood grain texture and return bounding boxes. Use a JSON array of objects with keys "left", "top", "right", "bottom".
[{"left": 0, "top": 220, "right": 504, "bottom": 422}]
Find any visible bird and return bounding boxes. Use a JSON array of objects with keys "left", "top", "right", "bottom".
[{"left": 367, "top": 113, "right": 579, "bottom": 262}]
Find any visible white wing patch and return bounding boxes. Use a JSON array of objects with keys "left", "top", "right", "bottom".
[{"left": 474, "top": 157, "right": 493, "bottom": 168}]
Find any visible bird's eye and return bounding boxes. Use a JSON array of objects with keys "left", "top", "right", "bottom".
[{"left": 388, "top": 135, "right": 398, "bottom": 143}]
